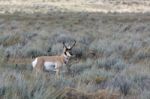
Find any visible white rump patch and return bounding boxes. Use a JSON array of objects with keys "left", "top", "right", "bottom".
[
  {"left": 44, "top": 62, "right": 57, "bottom": 71},
  {"left": 32, "top": 58, "right": 38, "bottom": 68}
]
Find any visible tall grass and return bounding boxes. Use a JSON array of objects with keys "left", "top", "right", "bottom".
[{"left": 0, "top": 10, "right": 150, "bottom": 99}]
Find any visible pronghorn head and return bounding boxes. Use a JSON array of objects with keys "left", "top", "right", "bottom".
[{"left": 63, "top": 40, "right": 76, "bottom": 58}]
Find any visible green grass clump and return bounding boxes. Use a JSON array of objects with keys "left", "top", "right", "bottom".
[
  {"left": 95, "top": 77, "right": 106, "bottom": 84},
  {"left": 75, "top": 68, "right": 113, "bottom": 85}
]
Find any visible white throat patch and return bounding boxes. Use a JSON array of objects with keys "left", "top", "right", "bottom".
[{"left": 66, "top": 52, "right": 71, "bottom": 57}]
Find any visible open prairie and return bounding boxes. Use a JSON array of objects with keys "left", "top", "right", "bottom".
[{"left": 0, "top": 0, "right": 150, "bottom": 99}]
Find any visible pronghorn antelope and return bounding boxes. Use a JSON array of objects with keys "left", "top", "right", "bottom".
[{"left": 32, "top": 40, "right": 76, "bottom": 78}]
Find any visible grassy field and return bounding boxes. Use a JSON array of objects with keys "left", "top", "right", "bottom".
[{"left": 0, "top": 1, "right": 150, "bottom": 99}]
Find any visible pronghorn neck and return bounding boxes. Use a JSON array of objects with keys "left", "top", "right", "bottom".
[{"left": 61, "top": 53, "right": 69, "bottom": 64}]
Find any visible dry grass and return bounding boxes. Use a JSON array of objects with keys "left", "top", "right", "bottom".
[{"left": 0, "top": 0, "right": 150, "bottom": 13}]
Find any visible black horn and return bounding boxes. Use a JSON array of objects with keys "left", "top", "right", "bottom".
[
  {"left": 63, "top": 42, "right": 67, "bottom": 48},
  {"left": 70, "top": 40, "right": 76, "bottom": 49}
]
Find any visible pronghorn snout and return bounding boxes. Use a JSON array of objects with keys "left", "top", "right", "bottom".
[{"left": 66, "top": 51, "right": 71, "bottom": 57}]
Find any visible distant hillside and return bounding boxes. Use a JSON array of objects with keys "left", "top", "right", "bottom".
[{"left": 0, "top": 0, "right": 150, "bottom": 14}]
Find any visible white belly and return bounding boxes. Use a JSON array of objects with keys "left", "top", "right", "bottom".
[{"left": 44, "top": 62, "right": 57, "bottom": 71}]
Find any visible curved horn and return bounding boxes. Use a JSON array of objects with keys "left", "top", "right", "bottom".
[
  {"left": 63, "top": 42, "right": 67, "bottom": 48},
  {"left": 70, "top": 40, "right": 76, "bottom": 49}
]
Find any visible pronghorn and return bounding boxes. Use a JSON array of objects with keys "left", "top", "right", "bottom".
[{"left": 32, "top": 40, "right": 76, "bottom": 78}]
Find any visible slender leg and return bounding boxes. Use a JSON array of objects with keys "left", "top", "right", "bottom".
[
  {"left": 56, "top": 69, "right": 60, "bottom": 79},
  {"left": 34, "top": 68, "right": 41, "bottom": 77},
  {"left": 35, "top": 61, "right": 44, "bottom": 77},
  {"left": 55, "top": 63, "right": 61, "bottom": 79}
]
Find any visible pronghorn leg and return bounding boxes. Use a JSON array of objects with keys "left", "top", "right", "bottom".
[
  {"left": 34, "top": 60, "right": 44, "bottom": 77},
  {"left": 56, "top": 69, "right": 60, "bottom": 79},
  {"left": 55, "top": 63, "right": 61, "bottom": 78},
  {"left": 36, "top": 68, "right": 42, "bottom": 76},
  {"left": 32, "top": 69, "right": 41, "bottom": 78}
]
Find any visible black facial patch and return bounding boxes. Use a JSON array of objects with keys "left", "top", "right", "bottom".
[
  {"left": 69, "top": 51, "right": 72, "bottom": 55},
  {"left": 64, "top": 48, "right": 72, "bottom": 56},
  {"left": 64, "top": 51, "right": 67, "bottom": 56},
  {"left": 68, "top": 49, "right": 73, "bottom": 55}
]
